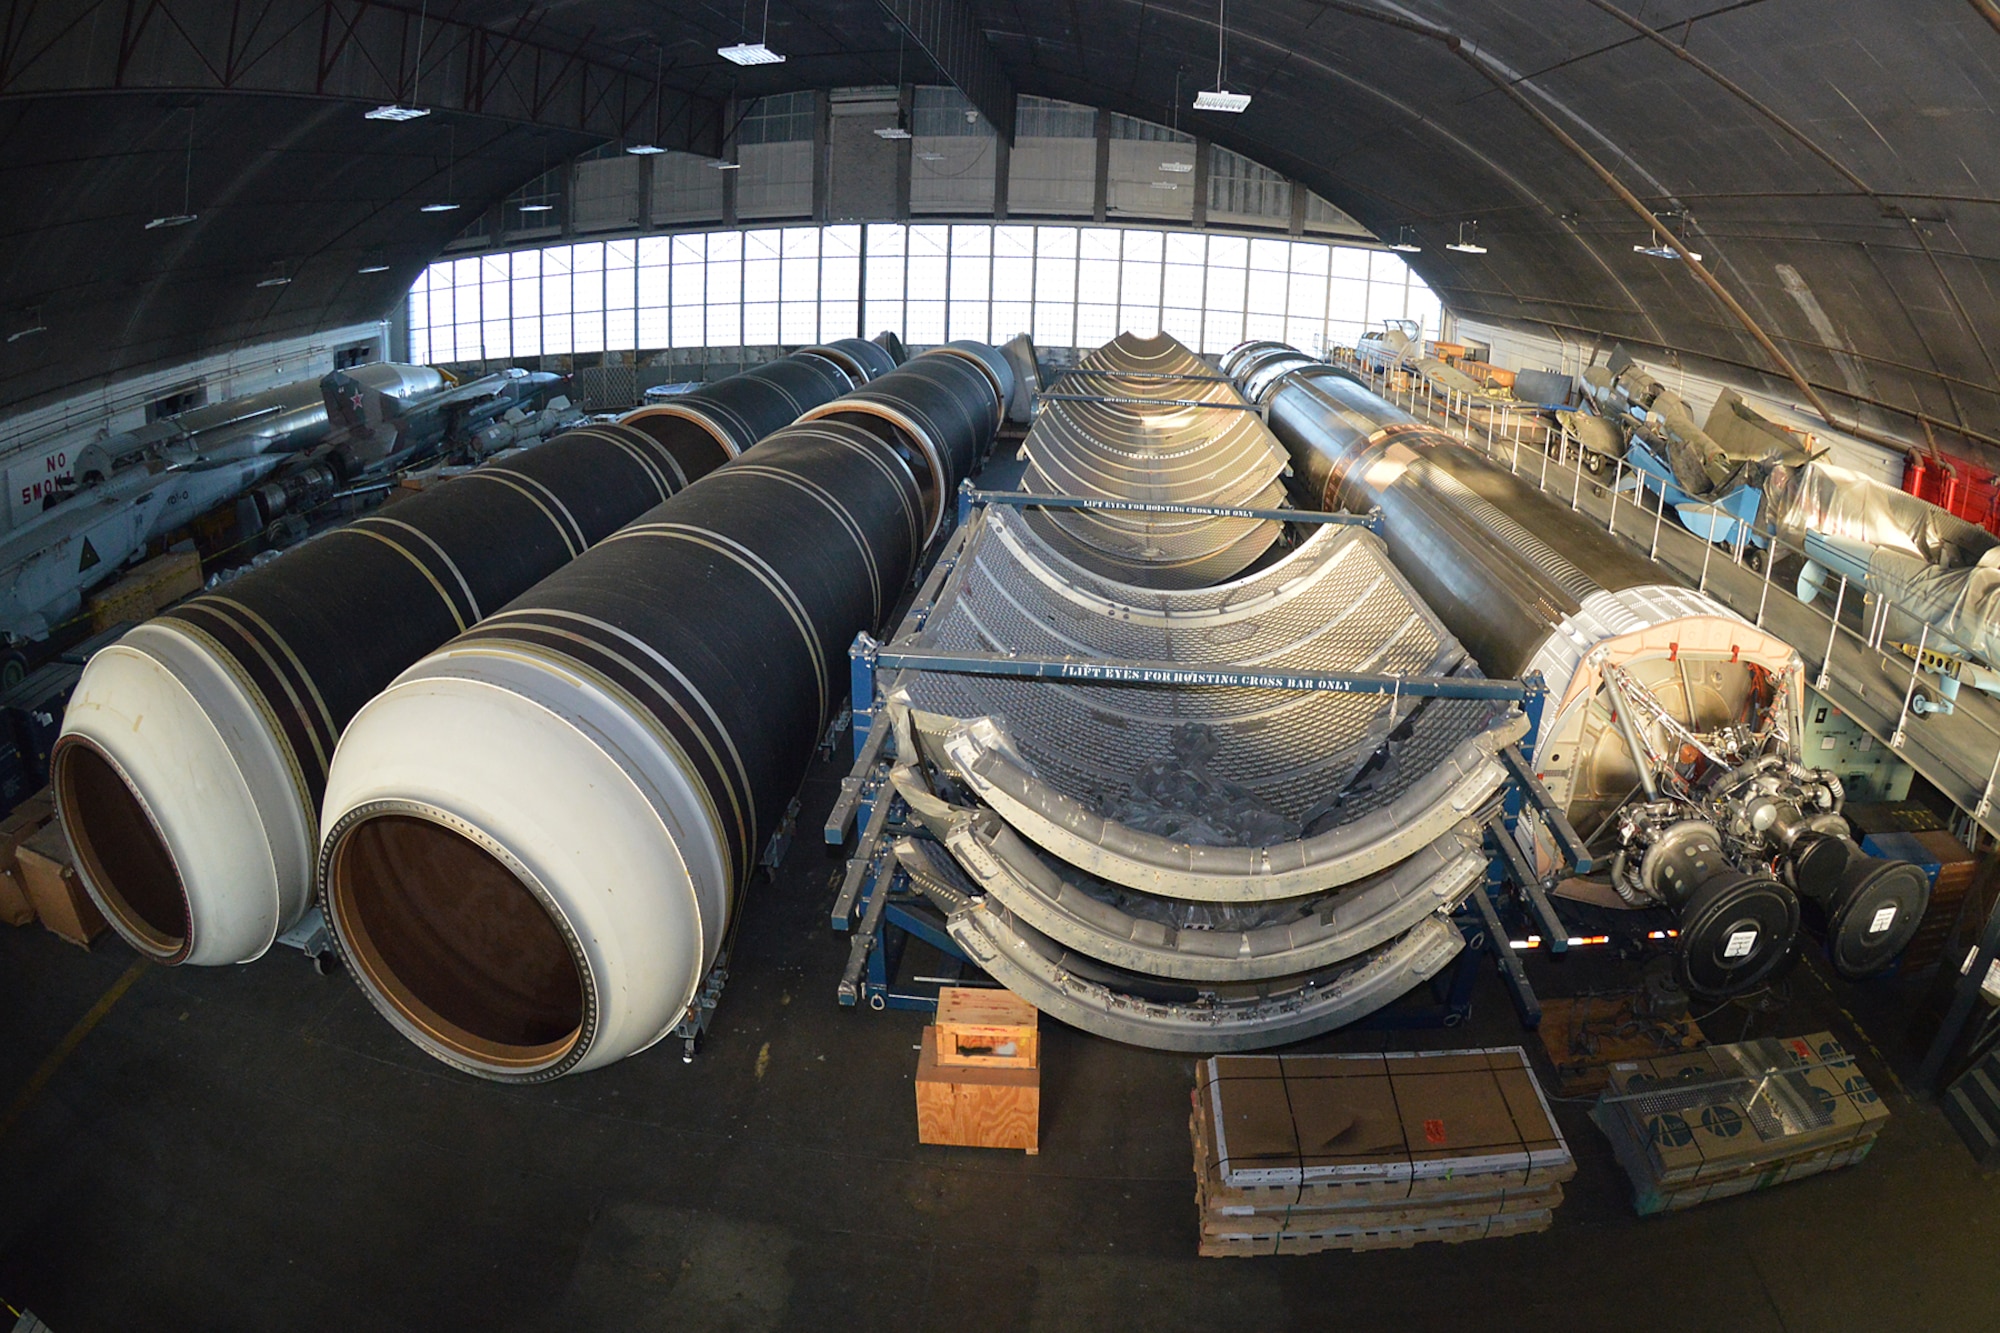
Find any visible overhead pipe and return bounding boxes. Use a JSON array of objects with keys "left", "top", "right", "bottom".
[
  {"left": 316, "top": 345, "right": 1006, "bottom": 1080},
  {"left": 54, "top": 354, "right": 851, "bottom": 967}
]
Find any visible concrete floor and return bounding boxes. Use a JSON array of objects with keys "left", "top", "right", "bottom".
[{"left": 5, "top": 746, "right": 2000, "bottom": 1332}]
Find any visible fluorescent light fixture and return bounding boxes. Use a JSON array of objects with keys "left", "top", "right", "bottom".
[
  {"left": 1635, "top": 241, "right": 1701, "bottom": 261},
  {"left": 518, "top": 202, "right": 555, "bottom": 212},
  {"left": 6, "top": 325, "right": 47, "bottom": 344},
  {"left": 256, "top": 275, "right": 292, "bottom": 289},
  {"left": 874, "top": 125, "right": 912, "bottom": 140},
  {"left": 625, "top": 143, "right": 668, "bottom": 155},
  {"left": 1160, "top": 160, "right": 1194, "bottom": 173},
  {"left": 1447, "top": 241, "right": 1487, "bottom": 254},
  {"left": 145, "top": 213, "right": 196, "bottom": 230},
  {"left": 1193, "top": 89, "right": 1251, "bottom": 113},
  {"left": 366, "top": 104, "right": 430, "bottom": 122},
  {"left": 718, "top": 42, "right": 784, "bottom": 65},
  {"left": 1391, "top": 240, "right": 1422, "bottom": 253},
  {"left": 1148, "top": 181, "right": 1180, "bottom": 191},
  {"left": 419, "top": 202, "right": 461, "bottom": 213},
  {"left": 703, "top": 158, "right": 741, "bottom": 170},
  {"left": 916, "top": 151, "right": 944, "bottom": 162},
  {"left": 357, "top": 264, "right": 391, "bottom": 274}
]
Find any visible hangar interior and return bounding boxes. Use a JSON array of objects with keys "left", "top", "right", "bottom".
[{"left": 3, "top": 3, "right": 2000, "bottom": 1329}]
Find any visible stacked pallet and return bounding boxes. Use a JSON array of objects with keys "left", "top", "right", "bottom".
[
  {"left": 1592, "top": 1031, "right": 1888, "bottom": 1215},
  {"left": 1191, "top": 1049, "right": 1574, "bottom": 1257}
]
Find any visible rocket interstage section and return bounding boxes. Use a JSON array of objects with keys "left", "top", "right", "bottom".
[
  {"left": 1018, "top": 332, "right": 1289, "bottom": 588},
  {"left": 877, "top": 500, "right": 1523, "bottom": 1050}
]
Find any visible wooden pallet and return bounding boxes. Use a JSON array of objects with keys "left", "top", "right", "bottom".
[{"left": 1535, "top": 994, "right": 1705, "bottom": 1097}]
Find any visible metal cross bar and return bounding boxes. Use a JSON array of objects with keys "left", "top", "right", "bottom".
[
  {"left": 869, "top": 646, "right": 1530, "bottom": 701},
  {"left": 1033, "top": 392, "right": 1265, "bottom": 413},
  {"left": 1052, "top": 368, "right": 1238, "bottom": 384},
  {"left": 1498, "top": 745, "right": 1595, "bottom": 873},
  {"left": 963, "top": 488, "right": 1380, "bottom": 528}
]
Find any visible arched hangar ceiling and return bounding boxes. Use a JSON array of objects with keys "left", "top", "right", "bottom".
[{"left": 3, "top": 1, "right": 1997, "bottom": 465}]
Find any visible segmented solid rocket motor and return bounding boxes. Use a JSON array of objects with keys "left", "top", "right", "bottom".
[
  {"left": 54, "top": 353, "right": 853, "bottom": 966},
  {"left": 315, "top": 351, "right": 1005, "bottom": 1079}
]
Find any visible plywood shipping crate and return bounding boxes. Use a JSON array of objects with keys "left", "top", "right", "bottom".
[
  {"left": 916, "top": 988, "right": 1040, "bottom": 1154},
  {"left": 0, "top": 791, "right": 55, "bottom": 926},
  {"left": 17, "top": 819, "right": 106, "bottom": 947},
  {"left": 87, "top": 549, "right": 202, "bottom": 633},
  {"left": 1192, "top": 1049, "right": 1573, "bottom": 1257},
  {"left": 1591, "top": 1032, "right": 1889, "bottom": 1214}
]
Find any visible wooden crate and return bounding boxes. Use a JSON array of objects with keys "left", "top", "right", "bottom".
[
  {"left": 933, "top": 986, "right": 1039, "bottom": 1068},
  {"left": 915, "top": 1026, "right": 1039, "bottom": 1153},
  {"left": 88, "top": 549, "right": 202, "bottom": 632},
  {"left": 1535, "top": 994, "right": 1706, "bottom": 1097},
  {"left": 17, "top": 820, "right": 105, "bottom": 948}
]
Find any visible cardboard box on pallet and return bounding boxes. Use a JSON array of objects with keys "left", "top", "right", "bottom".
[
  {"left": 16, "top": 819, "right": 105, "bottom": 947},
  {"left": 1592, "top": 1031, "right": 1887, "bottom": 1209},
  {"left": 1191, "top": 1049, "right": 1571, "bottom": 1255},
  {"left": 0, "top": 790, "right": 55, "bottom": 926}
]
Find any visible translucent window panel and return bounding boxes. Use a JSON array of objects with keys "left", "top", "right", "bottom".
[
  {"left": 780, "top": 302, "right": 818, "bottom": 344},
  {"left": 949, "top": 249, "right": 990, "bottom": 306},
  {"left": 1285, "top": 316, "right": 1325, "bottom": 352},
  {"left": 1369, "top": 250, "right": 1409, "bottom": 285},
  {"left": 454, "top": 323, "right": 480, "bottom": 362},
  {"left": 542, "top": 309, "right": 573, "bottom": 356},
  {"left": 1036, "top": 255, "right": 1076, "bottom": 309},
  {"left": 452, "top": 256, "right": 481, "bottom": 289},
  {"left": 426, "top": 323, "right": 450, "bottom": 363},
  {"left": 1289, "top": 243, "right": 1329, "bottom": 277},
  {"left": 1207, "top": 234, "right": 1248, "bottom": 269},
  {"left": 638, "top": 236, "right": 672, "bottom": 267},
  {"left": 820, "top": 254, "right": 860, "bottom": 304},
  {"left": 672, "top": 297, "right": 704, "bottom": 349},
  {"left": 605, "top": 240, "right": 637, "bottom": 350},
  {"left": 541, "top": 247, "right": 574, "bottom": 356},
  {"left": 1405, "top": 284, "right": 1442, "bottom": 340},
  {"left": 906, "top": 300, "right": 947, "bottom": 345},
  {"left": 480, "top": 254, "right": 509, "bottom": 286},
  {"left": 1202, "top": 308, "right": 1243, "bottom": 355},
  {"left": 821, "top": 302, "right": 858, "bottom": 340},
  {"left": 1075, "top": 303, "right": 1118, "bottom": 347},
  {"left": 638, "top": 261, "right": 671, "bottom": 315},
  {"left": 638, "top": 306, "right": 672, "bottom": 349},
  {"left": 866, "top": 223, "right": 906, "bottom": 257},
  {"left": 992, "top": 243, "right": 1033, "bottom": 309},
  {"left": 865, "top": 296, "right": 903, "bottom": 338},
  {"left": 1161, "top": 305, "right": 1202, "bottom": 349},
  {"left": 1287, "top": 270, "right": 1327, "bottom": 325},
  {"left": 481, "top": 281, "right": 511, "bottom": 359},
  {"left": 1246, "top": 268, "right": 1287, "bottom": 322},
  {"left": 866, "top": 251, "right": 905, "bottom": 305},
  {"left": 993, "top": 225, "right": 1035, "bottom": 259},
  {"left": 992, "top": 301, "right": 1032, "bottom": 342},
  {"left": 1119, "top": 246, "right": 1163, "bottom": 332},
  {"left": 1077, "top": 257, "right": 1118, "bottom": 306},
  {"left": 1163, "top": 263, "right": 1204, "bottom": 310},
  {"left": 1033, "top": 296, "right": 1074, "bottom": 350},
  {"left": 1078, "top": 228, "right": 1119, "bottom": 262},
  {"left": 951, "top": 224, "right": 991, "bottom": 256},
  {"left": 1164, "top": 232, "right": 1205, "bottom": 266},
  {"left": 779, "top": 247, "right": 818, "bottom": 302},
  {"left": 1242, "top": 308, "right": 1285, "bottom": 343},
  {"left": 671, "top": 233, "right": 706, "bottom": 265},
  {"left": 823, "top": 225, "right": 861, "bottom": 259},
  {"left": 707, "top": 231, "right": 743, "bottom": 264},
  {"left": 948, "top": 299, "right": 989, "bottom": 343},
  {"left": 1329, "top": 246, "right": 1371, "bottom": 281},
  {"left": 743, "top": 257, "right": 780, "bottom": 303},
  {"left": 606, "top": 305, "right": 636, "bottom": 352},
  {"left": 1327, "top": 320, "right": 1367, "bottom": 349},
  {"left": 407, "top": 317, "right": 429, "bottom": 365},
  {"left": 743, "top": 302, "right": 779, "bottom": 345},
  {"left": 1327, "top": 276, "right": 1370, "bottom": 327},
  {"left": 1123, "top": 230, "right": 1164, "bottom": 263},
  {"left": 1249, "top": 238, "right": 1290, "bottom": 272},
  {"left": 705, "top": 297, "right": 741, "bottom": 348},
  {"left": 1037, "top": 226, "right": 1078, "bottom": 259},
  {"left": 906, "top": 225, "right": 949, "bottom": 301},
  {"left": 782, "top": 225, "right": 818, "bottom": 260},
  {"left": 1204, "top": 263, "right": 1246, "bottom": 318}
]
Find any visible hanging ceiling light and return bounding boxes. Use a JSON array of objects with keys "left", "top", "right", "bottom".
[
  {"left": 146, "top": 106, "right": 201, "bottom": 231},
  {"left": 1636, "top": 212, "right": 1701, "bottom": 261},
  {"left": 421, "top": 123, "right": 461, "bottom": 213},
  {"left": 357, "top": 255, "right": 391, "bottom": 274},
  {"left": 1389, "top": 225, "right": 1422, "bottom": 254},
  {"left": 518, "top": 201, "right": 555, "bottom": 212},
  {"left": 874, "top": 125, "right": 911, "bottom": 140},
  {"left": 1193, "top": 0, "right": 1249, "bottom": 113},
  {"left": 719, "top": 0, "right": 784, "bottom": 64},
  {"left": 1160, "top": 160, "right": 1194, "bottom": 174},
  {"left": 7, "top": 311, "right": 47, "bottom": 344},
  {"left": 368, "top": 1, "right": 432, "bottom": 120},
  {"left": 703, "top": 158, "right": 742, "bottom": 170},
  {"left": 1447, "top": 220, "right": 1487, "bottom": 254},
  {"left": 626, "top": 45, "right": 670, "bottom": 153}
]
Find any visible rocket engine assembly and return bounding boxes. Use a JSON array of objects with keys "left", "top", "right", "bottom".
[
  {"left": 1224, "top": 342, "right": 1929, "bottom": 992},
  {"left": 53, "top": 353, "right": 855, "bottom": 966},
  {"left": 314, "top": 351, "right": 1008, "bottom": 1080}
]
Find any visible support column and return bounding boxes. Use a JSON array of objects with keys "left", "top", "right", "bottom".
[{"left": 1092, "top": 109, "right": 1110, "bottom": 224}]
